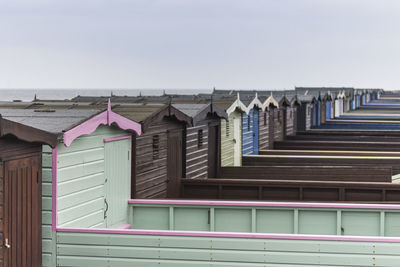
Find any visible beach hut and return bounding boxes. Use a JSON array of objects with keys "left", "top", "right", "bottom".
[
  {"left": 170, "top": 103, "right": 227, "bottom": 178},
  {"left": 111, "top": 104, "right": 192, "bottom": 199},
  {"left": 260, "top": 94, "right": 279, "bottom": 149},
  {"left": 320, "top": 92, "right": 332, "bottom": 124},
  {"left": 0, "top": 104, "right": 142, "bottom": 266},
  {"left": 212, "top": 94, "right": 247, "bottom": 166},
  {"left": 296, "top": 95, "right": 317, "bottom": 131},
  {"left": 0, "top": 116, "right": 56, "bottom": 267},
  {"left": 239, "top": 94, "right": 263, "bottom": 155}
]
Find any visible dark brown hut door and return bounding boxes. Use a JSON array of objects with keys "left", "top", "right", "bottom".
[
  {"left": 207, "top": 125, "right": 218, "bottom": 178},
  {"left": 167, "top": 129, "right": 183, "bottom": 198},
  {"left": 4, "top": 156, "right": 42, "bottom": 267},
  {"left": 268, "top": 108, "right": 275, "bottom": 149}
]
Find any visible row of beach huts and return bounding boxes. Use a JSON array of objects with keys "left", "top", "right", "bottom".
[{"left": 3, "top": 87, "right": 400, "bottom": 266}]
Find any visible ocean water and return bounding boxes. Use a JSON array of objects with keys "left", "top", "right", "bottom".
[{"left": 0, "top": 89, "right": 213, "bottom": 101}]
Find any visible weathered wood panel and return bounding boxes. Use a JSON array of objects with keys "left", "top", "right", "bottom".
[
  {"left": 258, "top": 110, "right": 269, "bottom": 150},
  {"left": 219, "top": 166, "right": 392, "bottom": 182},
  {"left": 134, "top": 120, "right": 184, "bottom": 198},
  {"left": 274, "top": 140, "right": 400, "bottom": 152},
  {"left": 4, "top": 155, "right": 41, "bottom": 267},
  {"left": 242, "top": 155, "right": 400, "bottom": 175},
  {"left": 181, "top": 178, "right": 400, "bottom": 202},
  {"left": 186, "top": 123, "right": 208, "bottom": 179}
]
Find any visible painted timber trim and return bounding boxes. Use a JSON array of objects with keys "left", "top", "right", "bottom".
[
  {"left": 52, "top": 147, "right": 58, "bottom": 232},
  {"left": 245, "top": 94, "right": 263, "bottom": 112},
  {"left": 63, "top": 99, "right": 141, "bottom": 147},
  {"left": 103, "top": 135, "right": 131, "bottom": 143},
  {"left": 128, "top": 199, "right": 400, "bottom": 210},
  {"left": 262, "top": 95, "right": 279, "bottom": 110},
  {"left": 226, "top": 93, "right": 248, "bottom": 115},
  {"left": 55, "top": 198, "right": 400, "bottom": 242}
]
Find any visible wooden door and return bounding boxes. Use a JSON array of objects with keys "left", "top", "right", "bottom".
[
  {"left": 232, "top": 115, "right": 241, "bottom": 166},
  {"left": 104, "top": 138, "right": 131, "bottom": 227},
  {"left": 167, "top": 129, "right": 183, "bottom": 198},
  {"left": 268, "top": 108, "right": 274, "bottom": 149},
  {"left": 4, "top": 156, "right": 41, "bottom": 267},
  {"left": 207, "top": 125, "right": 218, "bottom": 177}
]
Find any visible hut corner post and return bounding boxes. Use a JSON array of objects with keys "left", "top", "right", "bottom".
[{"left": 51, "top": 146, "right": 58, "bottom": 232}]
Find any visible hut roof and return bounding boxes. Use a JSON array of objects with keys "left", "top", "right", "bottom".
[
  {"left": 0, "top": 109, "right": 100, "bottom": 134},
  {"left": 172, "top": 103, "right": 228, "bottom": 125}
]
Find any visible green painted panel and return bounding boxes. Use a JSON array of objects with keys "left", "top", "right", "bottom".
[
  {"left": 215, "top": 208, "right": 251, "bottom": 232},
  {"left": 174, "top": 208, "right": 210, "bottom": 231},
  {"left": 56, "top": 232, "right": 400, "bottom": 266},
  {"left": 342, "top": 211, "right": 380, "bottom": 236},
  {"left": 298, "top": 211, "right": 337, "bottom": 235},
  {"left": 256, "top": 209, "right": 294, "bottom": 234},
  {"left": 132, "top": 207, "right": 169, "bottom": 230},
  {"left": 385, "top": 212, "right": 400, "bottom": 237},
  {"left": 105, "top": 138, "right": 131, "bottom": 227},
  {"left": 42, "top": 146, "right": 56, "bottom": 266}
]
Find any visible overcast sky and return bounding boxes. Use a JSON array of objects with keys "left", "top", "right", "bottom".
[{"left": 0, "top": 0, "right": 399, "bottom": 90}]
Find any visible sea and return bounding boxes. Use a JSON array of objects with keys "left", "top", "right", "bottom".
[{"left": 0, "top": 89, "right": 213, "bottom": 102}]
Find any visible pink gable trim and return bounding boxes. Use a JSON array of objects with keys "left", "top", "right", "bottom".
[
  {"left": 104, "top": 135, "right": 131, "bottom": 143},
  {"left": 63, "top": 99, "right": 141, "bottom": 147},
  {"left": 56, "top": 227, "right": 400, "bottom": 243}
]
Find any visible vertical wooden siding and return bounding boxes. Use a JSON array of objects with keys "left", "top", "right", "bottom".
[
  {"left": 273, "top": 108, "right": 284, "bottom": 142},
  {"left": 134, "top": 120, "right": 183, "bottom": 198},
  {"left": 258, "top": 110, "right": 269, "bottom": 150},
  {"left": 42, "top": 146, "right": 56, "bottom": 266},
  {"left": 4, "top": 156, "right": 41, "bottom": 267},
  {"left": 220, "top": 118, "right": 234, "bottom": 167},
  {"left": 185, "top": 123, "right": 209, "bottom": 179},
  {"left": 56, "top": 232, "right": 400, "bottom": 266},
  {"left": 104, "top": 139, "right": 131, "bottom": 227},
  {"left": 57, "top": 126, "right": 127, "bottom": 229},
  {"left": 241, "top": 110, "right": 254, "bottom": 155},
  {"left": 285, "top": 107, "right": 295, "bottom": 136}
]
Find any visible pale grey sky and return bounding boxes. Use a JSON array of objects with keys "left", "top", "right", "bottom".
[{"left": 0, "top": 0, "right": 399, "bottom": 90}]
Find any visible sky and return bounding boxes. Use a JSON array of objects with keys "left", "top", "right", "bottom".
[{"left": 0, "top": 0, "right": 399, "bottom": 90}]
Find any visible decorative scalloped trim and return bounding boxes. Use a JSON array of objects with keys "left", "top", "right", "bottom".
[{"left": 63, "top": 99, "right": 141, "bottom": 147}]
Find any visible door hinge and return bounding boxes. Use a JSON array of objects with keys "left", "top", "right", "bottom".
[{"left": 37, "top": 171, "right": 39, "bottom": 183}]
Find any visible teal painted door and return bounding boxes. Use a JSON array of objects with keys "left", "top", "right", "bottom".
[{"left": 104, "top": 138, "right": 131, "bottom": 227}]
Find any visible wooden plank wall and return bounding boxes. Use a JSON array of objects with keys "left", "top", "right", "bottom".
[
  {"left": 258, "top": 109, "right": 270, "bottom": 150},
  {"left": 56, "top": 232, "right": 400, "bottom": 266},
  {"left": 56, "top": 126, "right": 127, "bottom": 228},
  {"left": 220, "top": 118, "right": 234, "bottom": 166},
  {"left": 185, "top": 122, "right": 209, "bottom": 179},
  {"left": 285, "top": 107, "right": 295, "bottom": 136},
  {"left": 273, "top": 108, "right": 284, "bottom": 142},
  {"left": 241, "top": 110, "right": 254, "bottom": 155},
  {"left": 135, "top": 120, "right": 183, "bottom": 198},
  {"left": 42, "top": 146, "right": 55, "bottom": 266}
]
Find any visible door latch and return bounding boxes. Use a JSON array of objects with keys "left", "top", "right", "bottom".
[{"left": 4, "top": 238, "right": 10, "bottom": 249}]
